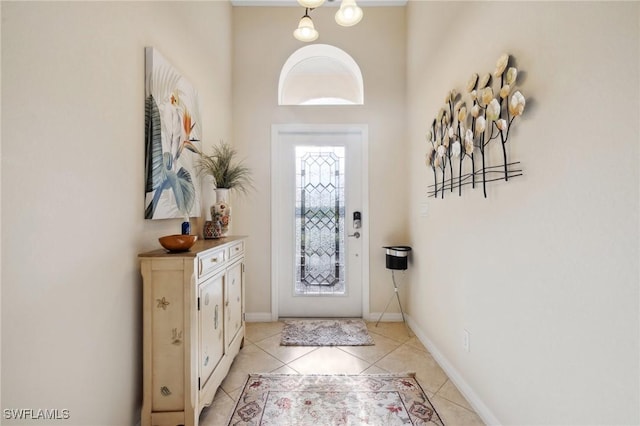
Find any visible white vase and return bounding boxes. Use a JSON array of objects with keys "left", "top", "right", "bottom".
[{"left": 211, "top": 188, "right": 231, "bottom": 237}]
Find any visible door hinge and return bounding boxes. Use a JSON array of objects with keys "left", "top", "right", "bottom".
[
  {"left": 197, "top": 297, "right": 200, "bottom": 311},
  {"left": 242, "top": 312, "right": 246, "bottom": 322},
  {"left": 242, "top": 263, "right": 245, "bottom": 273},
  {"left": 198, "top": 377, "right": 201, "bottom": 391}
]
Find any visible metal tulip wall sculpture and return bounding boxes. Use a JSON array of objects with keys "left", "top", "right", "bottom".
[{"left": 426, "top": 53, "right": 526, "bottom": 198}]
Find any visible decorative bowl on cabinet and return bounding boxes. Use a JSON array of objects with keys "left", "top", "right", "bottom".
[{"left": 159, "top": 234, "right": 197, "bottom": 252}]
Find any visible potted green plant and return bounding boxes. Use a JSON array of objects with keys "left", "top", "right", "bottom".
[{"left": 197, "top": 141, "right": 252, "bottom": 238}]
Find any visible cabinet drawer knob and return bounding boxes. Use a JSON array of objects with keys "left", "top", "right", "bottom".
[{"left": 211, "top": 258, "right": 218, "bottom": 263}]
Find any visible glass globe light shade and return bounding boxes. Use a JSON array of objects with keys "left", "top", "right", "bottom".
[
  {"left": 293, "top": 16, "right": 319, "bottom": 42},
  {"left": 336, "top": 0, "right": 364, "bottom": 27},
  {"left": 297, "top": 0, "right": 325, "bottom": 8},
  {"left": 335, "top": 0, "right": 363, "bottom": 27}
]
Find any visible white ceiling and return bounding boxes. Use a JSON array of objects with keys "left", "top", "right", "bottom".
[{"left": 231, "top": 0, "right": 407, "bottom": 6}]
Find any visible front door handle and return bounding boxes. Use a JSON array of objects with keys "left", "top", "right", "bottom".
[{"left": 348, "top": 232, "right": 361, "bottom": 238}]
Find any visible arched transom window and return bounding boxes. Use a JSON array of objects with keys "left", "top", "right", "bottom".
[{"left": 278, "top": 44, "right": 364, "bottom": 106}]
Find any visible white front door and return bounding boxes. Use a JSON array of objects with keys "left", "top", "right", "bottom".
[{"left": 272, "top": 125, "right": 368, "bottom": 318}]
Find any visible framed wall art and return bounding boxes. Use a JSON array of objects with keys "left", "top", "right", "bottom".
[{"left": 144, "top": 47, "right": 202, "bottom": 219}]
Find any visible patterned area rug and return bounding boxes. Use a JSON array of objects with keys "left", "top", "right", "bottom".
[
  {"left": 227, "top": 374, "right": 444, "bottom": 425},
  {"left": 280, "top": 319, "right": 374, "bottom": 346}
]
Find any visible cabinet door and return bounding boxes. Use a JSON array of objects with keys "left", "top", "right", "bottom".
[
  {"left": 199, "top": 270, "right": 225, "bottom": 388},
  {"left": 150, "top": 268, "right": 185, "bottom": 412},
  {"left": 225, "top": 260, "right": 243, "bottom": 348}
]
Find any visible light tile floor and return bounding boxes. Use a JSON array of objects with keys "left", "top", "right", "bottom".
[{"left": 199, "top": 321, "right": 485, "bottom": 425}]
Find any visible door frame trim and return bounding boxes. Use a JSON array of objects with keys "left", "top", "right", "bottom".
[{"left": 270, "top": 124, "right": 370, "bottom": 320}]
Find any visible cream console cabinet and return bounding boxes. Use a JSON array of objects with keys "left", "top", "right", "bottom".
[{"left": 139, "top": 237, "right": 246, "bottom": 426}]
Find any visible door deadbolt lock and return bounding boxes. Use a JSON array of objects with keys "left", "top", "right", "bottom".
[{"left": 353, "top": 211, "right": 362, "bottom": 229}]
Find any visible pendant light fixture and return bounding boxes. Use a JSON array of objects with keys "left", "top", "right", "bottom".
[
  {"left": 297, "top": 0, "right": 325, "bottom": 8},
  {"left": 335, "top": 0, "right": 363, "bottom": 27},
  {"left": 293, "top": 0, "right": 363, "bottom": 42},
  {"left": 293, "top": 8, "right": 319, "bottom": 43}
]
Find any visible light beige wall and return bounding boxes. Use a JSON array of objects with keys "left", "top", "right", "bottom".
[
  {"left": 0, "top": 2, "right": 3, "bottom": 410},
  {"left": 1, "top": 2, "right": 231, "bottom": 424},
  {"left": 232, "top": 6, "right": 407, "bottom": 318},
  {"left": 406, "top": 1, "right": 639, "bottom": 424}
]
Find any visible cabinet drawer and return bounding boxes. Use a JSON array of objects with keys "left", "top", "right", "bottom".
[
  {"left": 229, "top": 241, "right": 244, "bottom": 260},
  {"left": 198, "top": 248, "right": 226, "bottom": 278}
]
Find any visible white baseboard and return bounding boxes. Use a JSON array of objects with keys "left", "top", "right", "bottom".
[
  {"left": 247, "top": 312, "right": 405, "bottom": 322},
  {"left": 245, "top": 312, "right": 274, "bottom": 322},
  {"left": 405, "top": 314, "right": 501, "bottom": 426},
  {"left": 366, "top": 312, "right": 405, "bottom": 322}
]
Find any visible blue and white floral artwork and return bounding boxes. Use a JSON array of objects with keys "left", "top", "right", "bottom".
[{"left": 144, "top": 47, "right": 202, "bottom": 219}]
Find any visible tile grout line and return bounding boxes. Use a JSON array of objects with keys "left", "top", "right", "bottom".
[
  {"left": 259, "top": 342, "right": 322, "bottom": 365},
  {"left": 366, "top": 329, "right": 413, "bottom": 344},
  {"left": 245, "top": 331, "right": 283, "bottom": 345},
  {"left": 433, "top": 378, "right": 448, "bottom": 394},
  {"left": 432, "top": 380, "right": 477, "bottom": 414},
  {"left": 435, "top": 393, "right": 478, "bottom": 414}
]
